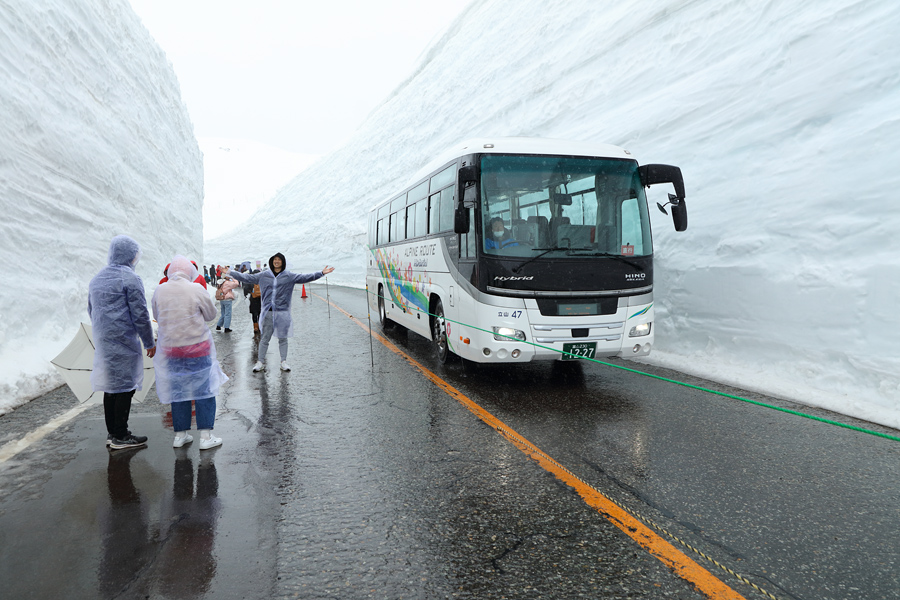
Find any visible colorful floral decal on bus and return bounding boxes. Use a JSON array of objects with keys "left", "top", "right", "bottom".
[{"left": 373, "top": 248, "right": 430, "bottom": 316}]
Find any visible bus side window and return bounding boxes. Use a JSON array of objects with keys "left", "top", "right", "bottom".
[
  {"left": 460, "top": 182, "right": 478, "bottom": 258},
  {"left": 466, "top": 206, "right": 477, "bottom": 257},
  {"left": 429, "top": 192, "right": 441, "bottom": 234},
  {"left": 406, "top": 204, "right": 416, "bottom": 239},
  {"left": 415, "top": 198, "right": 428, "bottom": 237},
  {"left": 390, "top": 213, "right": 398, "bottom": 242},
  {"left": 439, "top": 187, "right": 455, "bottom": 232},
  {"left": 461, "top": 205, "right": 476, "bottom": 258}
]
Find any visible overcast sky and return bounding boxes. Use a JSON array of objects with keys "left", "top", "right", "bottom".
[{"left": 128, "top": 0, "right": 473, "bottom": 155}]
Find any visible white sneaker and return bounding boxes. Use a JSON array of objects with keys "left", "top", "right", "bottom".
[
  {"left": 199, "top": 436, "right": 222, "bottom": 450},
  {"left": 280, "top": 361, "right": 291, "bottom": 371},
  {"left": 173, "top": 433, "right": 193, "bottom": 448},
  {"left": 252, "top": 361, "right": 265, "bottom": 372}
]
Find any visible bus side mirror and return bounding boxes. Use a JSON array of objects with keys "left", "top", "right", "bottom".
[
  {"left": 656, "top": 194, "right": 688, "bottom": 232},
  {"left": 670, "top": 196, "right": 688, "bottom": 232},
  {"left": 454, "top": 206, "right": 469, "bottom": 233},
  {"left": 639, "top": 164, "right": 687, "bottom": 231},
  {"left": 455, "top": 165, "right": 478, "bottom": 234}
]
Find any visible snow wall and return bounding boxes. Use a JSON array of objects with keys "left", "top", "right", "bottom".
[
  {"left": 208, "top": 0, "right": 900, "bottom": 428},
  {"left": 0, "top": 0, "right": 203, "bottom": 413}
]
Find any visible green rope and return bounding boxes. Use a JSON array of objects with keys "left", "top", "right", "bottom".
[{"left": 368, "top": 289, "right": 900, "bottom": 443}]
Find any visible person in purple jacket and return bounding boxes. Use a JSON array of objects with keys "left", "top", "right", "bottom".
[
  {"left": 228, "top": 253, "right": 334, "bottom": 372},
  {"left": 88, "top": 235, "right": 156, "bottom": 451}
]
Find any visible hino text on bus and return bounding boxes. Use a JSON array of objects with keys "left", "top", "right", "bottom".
[{"left": 366, "top": 137, "right": 687, "bottom": 364}]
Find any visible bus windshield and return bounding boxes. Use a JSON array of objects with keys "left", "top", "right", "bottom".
[{"left": 480, "top": 154, "right": 652, "bottom": 259}]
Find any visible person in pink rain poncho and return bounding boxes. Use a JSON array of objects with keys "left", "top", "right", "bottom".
[{"left": 151, "top": 256, "right": 229, "bottom": 449}]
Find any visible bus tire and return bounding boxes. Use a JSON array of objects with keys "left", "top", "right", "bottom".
[
  {"left": 378, "top": 285, "right": 396, "bottom": 331},
  {"left": 431, "top": 297, "right": 450, "bottom": 364}
]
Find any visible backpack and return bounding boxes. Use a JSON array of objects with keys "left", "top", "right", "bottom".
[
  {"left": 215, "top": 287, "right": 226, "bottom": 301},
  {"left": 251, "top": 284, "right": 261, "bottom": 298}
]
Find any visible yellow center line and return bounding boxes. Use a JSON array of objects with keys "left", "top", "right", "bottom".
[{"left": 316, "top": 293, "right": 747, "bottom": 600}]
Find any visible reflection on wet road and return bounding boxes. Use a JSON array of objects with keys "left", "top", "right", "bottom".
[
  {"left": 99, "top": 449, "right": 152, "bottom": 598},
  {"left": 1, "top": 284, "right": 899, "bottom": 599}
]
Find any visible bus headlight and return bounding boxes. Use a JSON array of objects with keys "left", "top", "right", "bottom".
[
  {"left": 629, "top": 323, "right": 651, "bottom": 337},
  {"left": 493, "top": 327, "right": 526, "bottom": 342}
]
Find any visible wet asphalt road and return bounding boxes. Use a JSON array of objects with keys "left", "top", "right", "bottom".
[{"left": 1, "top": 284, "right": 898, "bottom": 599}]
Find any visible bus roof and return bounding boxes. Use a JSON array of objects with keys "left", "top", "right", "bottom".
[
  {"left": 371, "top": 137, "right": 637, "bottom": 212},
  {"left": 408, "top": 137, "right": 634, "bottom": 185}
]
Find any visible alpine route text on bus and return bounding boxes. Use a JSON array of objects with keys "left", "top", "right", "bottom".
[{"left": 366, "top": 137, "right": 687, "bottom": 364}]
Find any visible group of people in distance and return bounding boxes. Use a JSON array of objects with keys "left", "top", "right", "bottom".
[
  {"left": 203, "top": 264, "right": 227, "bottom": 287},
  {"left": 88, "top": 234, "right": 334, "bottom": 452}
]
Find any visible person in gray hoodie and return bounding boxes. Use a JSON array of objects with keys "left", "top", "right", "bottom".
[
  {"left": 88, "top": 235, "right": 156, "bottom": 451},
  {"left": 228, "top": 253, "right": 333, "bottom": 372}
]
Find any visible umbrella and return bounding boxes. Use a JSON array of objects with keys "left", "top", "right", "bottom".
[{"left": 50, "top": 323, "right": 155, "bottom": 404}]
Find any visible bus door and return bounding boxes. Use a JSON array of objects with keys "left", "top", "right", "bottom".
[{"left": 452, "top": 182, "right": 478, "bottom": 358}]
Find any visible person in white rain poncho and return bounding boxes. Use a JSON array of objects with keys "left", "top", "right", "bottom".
[
  {"left": 152, "top": 256, "right": 229, "bottom": 450},
  {"left": 88, "top": 235, "right": 156, "bottom": 451},
  {"left": 228, "top": 253, "right": 334, "bottom": 372}
]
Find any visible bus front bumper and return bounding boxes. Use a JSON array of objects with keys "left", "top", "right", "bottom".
[{"left": 464, "top": 334, "right": 653, "bottom": 363}]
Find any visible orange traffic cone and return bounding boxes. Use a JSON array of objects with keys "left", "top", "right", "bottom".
[{"left": 301, "top": 284, "right": 308, "bottom": 299}]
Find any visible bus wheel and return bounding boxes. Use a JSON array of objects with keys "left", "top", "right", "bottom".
[
  {"left": 378, "top": 285, "right": 395, "bottom": 331},
  {"left": 431, "top": 298, "right": 450, "bottom": 364}
]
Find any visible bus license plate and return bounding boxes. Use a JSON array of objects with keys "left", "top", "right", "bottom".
[{"left": 562, "top": 342, "right": 596, "bottom": 361}]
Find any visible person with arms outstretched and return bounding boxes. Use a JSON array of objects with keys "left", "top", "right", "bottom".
[{"left": 229, "top": 253, "right": 334, "bottom": 372}]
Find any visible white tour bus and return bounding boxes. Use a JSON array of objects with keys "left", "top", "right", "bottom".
[{"left": 365, "top": 137, "right": 687, "bottom": 364}]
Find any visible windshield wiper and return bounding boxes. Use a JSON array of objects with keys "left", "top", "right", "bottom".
[
  {"left": 511, "top": 247, "right": 567, "bottom": 273},
  {"left": 566, "top": 251, "right": 644, "bottom": 271}
]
